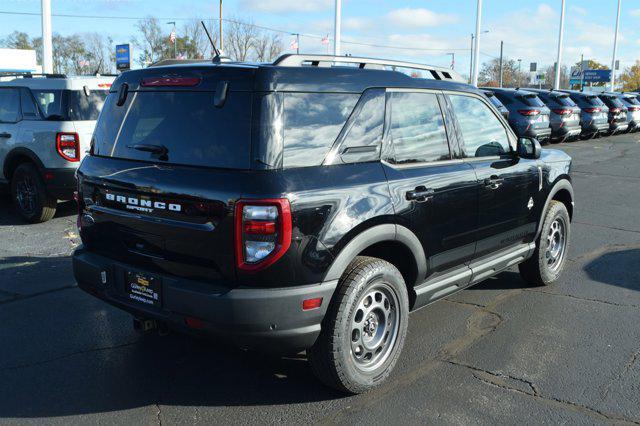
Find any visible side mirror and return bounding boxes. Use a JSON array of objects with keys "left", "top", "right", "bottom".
[{"left": 517, "top": 137, "right": 542, "bottom": 160}]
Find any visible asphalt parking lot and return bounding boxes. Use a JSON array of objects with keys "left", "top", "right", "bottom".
[{"left": 0, "top": 134, "right": 639, "bottom": 425}]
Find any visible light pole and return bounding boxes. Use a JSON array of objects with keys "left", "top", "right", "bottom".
[
  {"left": 292, "top": 33, "right": 300, "bottom": 54},
  {"left": 446, "top": 53, "right": 455, "bottom": 70},
  {"left": 498, "top": 41, "right": 504, "bottom": 87},
  {"left": 41, "top": 0, "right": 52, "bottom": 73},
  {"left": 469, "top": 30, "right": 489, "bottom": 84},
  {"left": 334, "top": 0, "right": 342, "bottom": 56},
  {"left": 471, "top": 0, "right": 483, "bottom": 86},
  {"left": 610, "top": 0, "right": 622, "bottom": 91},
  {"left": 554, "top": 0, "right": 566, "bottom": 90},
  {"left": 167, "top": 21, "right": 177, "bottom": 58},
  {"left": 219, "top": 0, "right": 224, "bottom": 53},
  {"left": 518, "top": 59, "right": 522, "bottom": 86}
]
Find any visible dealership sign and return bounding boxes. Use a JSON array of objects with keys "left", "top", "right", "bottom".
[
  {"left": 582, "top": 69, "right": 611, "bottom": 83},
  {"left": 115, "top": 44, "right": 131, "bottom": 71}
]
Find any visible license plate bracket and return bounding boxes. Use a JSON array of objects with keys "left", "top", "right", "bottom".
[{"left": 126, "top": 271, "right": 162, "bottom": 307}]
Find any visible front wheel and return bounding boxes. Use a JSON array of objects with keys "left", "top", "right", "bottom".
[
  {"left": 519, "top": 200, "right": 570, "bottom": 285},
  {"left": 308, "top": 256, "right": 409, "bottom": 394}
]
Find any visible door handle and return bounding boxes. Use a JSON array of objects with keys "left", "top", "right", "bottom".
[
  {"left": 484, "top": 175, "right": 504, "bottom": 190},
  {"left": 406, "top": 186, "right": 435, "bottom": 202},
  {"left": 0, "top": 132, "right": 11, "bottom": 138}
]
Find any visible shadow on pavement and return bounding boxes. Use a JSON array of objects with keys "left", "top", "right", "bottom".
[
  {"left": 584, "top": 248, "right": 640, "bottom": 291},
  {"left": 0, "top": 194, "right": 76, "bottom": 226}
]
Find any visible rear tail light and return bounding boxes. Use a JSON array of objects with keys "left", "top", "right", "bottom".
[
  {"left": 235, "top": 199, "right": 292, "bottom": 272},
  {"left": 518, "top": 109, "right": 540, "bottom": 116},
  {"left": 552, "top": 108, "right": 573, "bottom": 115},
  {"left": 628, "top": 106, "right": 640, "bottom": 112},
  {"left": 56, "top": 132, "right": 80, "bottom": 162},
  {"left": 584, "top": 107, "right": 601, "bottom": 113}
]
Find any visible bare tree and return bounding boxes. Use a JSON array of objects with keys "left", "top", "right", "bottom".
[
  {"left": 224, "top": 18, "right": 257, "bottom": 61},
  {"left": 84, "top": 33, "right": 114, "bottom": 74},
  {"left": 134, "top": 17, "right": 165, "bottom": 66},
  {"left": 182, "top": 19, "right": 216, "bottom": 59},
  {"left": 253, "top": 32, "right": 283, "bottom": 62}
]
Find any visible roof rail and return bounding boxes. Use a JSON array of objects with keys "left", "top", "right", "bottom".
[
  {"left": 0, "top": 72, "right": 67, "bottom": 79},
  {"left": 272, "top": 54, "right": 465, "bottom": 83}
]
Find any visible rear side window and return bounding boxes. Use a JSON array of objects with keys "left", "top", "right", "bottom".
[
  {"left": 0, "top": 88, "right": 21, "bottom": 123},
  {"left": 30, "top": 89, "right": 108, "bottom": 121},
  {"left": 337, "top": 89, "right": 385, "bottom": 164},
  {"left": 19, "top": 88, "right": 39, "bottom": 119},
  {"left": 283, "top": 92, "right": 358, "bottom": 168},
  {"left": 92, "top": 91, "right": 252, "bottom": 169},
  {"left": 449, "top": 94, "right": 510, "bottom": 158},
  {"left": 387, "top": 92, "right": 450, "bottom": 164}
]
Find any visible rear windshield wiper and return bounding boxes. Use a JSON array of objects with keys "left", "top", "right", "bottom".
[{"left": 128, "top": 143, "right": 169, "bottom": 157}]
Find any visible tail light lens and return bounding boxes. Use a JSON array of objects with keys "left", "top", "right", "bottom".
[
  {"left": 518, "top": 109, "right": 540, "bottom": 116},
  {"left": 584, "top": 107, "right": 601, "bottom": 113},
  {"left": 141, "top": 77, "right": 201, "bottom": 87},
  {"left": 552, "top": 108, "right": 573, "bottom": 115},
  {"left": 628, "top": 106, "right": 640, "bottom": 112},
  {"left": 235, "top": 199, "right": 292, "bottom": 272},
  {"left": 56, "top": 132, "right": 80, "bottom": 162}
]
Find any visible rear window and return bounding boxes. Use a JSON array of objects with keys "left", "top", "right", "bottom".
[
  {"left": 30, "top": 89, "right": 108, "bottom": 121},
  {"left": 519, "top": 93, "right": 545, "bottom": 107},
  {"left": 601, "top": 96, "right": 623, "bottom": 109},
  {"left": 554, "top": 94, "right": 577, "bottom": 107},
  {"left": 623, "top": 96, "right": 640, "bottom": 105},
  {"left": 92, "top": 91, "right": 252, "bottom": 169},
  {"left": 282, "top": 92, "right": 359, "bottom": 168},
  {"left": 586, "top": 95, "right": 605, "bottom": 107}
]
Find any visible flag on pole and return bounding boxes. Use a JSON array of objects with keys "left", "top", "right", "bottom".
[
  {"left": 169, "top": 30, "right": 177, "bottom": 43},
  {"left": 290, "top": 38, "right": 299, "bottom": 51},
  {"left": 321, "top": 35, "right": 329, "bottom": 45}
]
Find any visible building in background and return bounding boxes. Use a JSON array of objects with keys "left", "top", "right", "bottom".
[{"left": 0, "top": 49, "right": 41, "bottom": 77}]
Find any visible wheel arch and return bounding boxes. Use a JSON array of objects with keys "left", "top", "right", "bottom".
[
  {"left": 536, "top": 178, "right": 574, "bottom": 239},
  {"left": 322, "top": 224, "right": 427, "bottom": 290},
  {"left": 3, "top": 148, "right": 45, "bottom": 181}
]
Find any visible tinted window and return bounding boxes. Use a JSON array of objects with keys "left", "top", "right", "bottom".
[
  {"left": 449, "top": 94, "right": 510, "bottom": 158},
  {"left": 93, "top": 91, "right": 252, "bottom": 169},
  {"left": 493, "top": 92, "right": 512, "bottom": 105},
  {"left": 338, "top": 89, "right": 384, "bottom": 163},
  {"left": 601, "top": 96, "right": 623, "bottom": 109},
  {"left": 388, "top": 92, "right": 450, "bottom": 164},
  {"left": 586, "top": 95, "right": 605, "bottom": 107},
  {"left": 487, "top": 95, "right": 504, "bottom": 109},
  {"left": 283, "top": 93, "right": 358, "bottom": 168},
  {"left": 554, "top": 94, "right": 576, "bottom": 107},
  {"left": 624, "top": 96, "right": 640, "bottom": 106},
  {"left": 19, "top": 88, "right": 39, "bottom": 119},
  {"left": 30, "top": 89, "right": 108, "bottom": 120},
  {"left": 520, "top": 94, "right": 545, "bottom": 107},
  {"left": 0, "top": 88, "right": 21, "bottom": 123}
]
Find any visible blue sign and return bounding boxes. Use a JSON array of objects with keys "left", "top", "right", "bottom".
[
  {"left": 582, "top": 69, "right": 611, "bottom": 83},
  {"left": 115, "top": 44, "right": 130, "bottom": 71}
]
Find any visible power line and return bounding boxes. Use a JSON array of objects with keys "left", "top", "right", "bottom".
[{"left": 0, "top": 10, "right": 468, "bottom": 53}]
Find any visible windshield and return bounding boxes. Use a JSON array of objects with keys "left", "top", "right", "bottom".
[
  {"left": 92, "top": 90, "right": 251, "bottom": 169},
  {"left": 30, "top": 89, "right": 108, "bottom": 121}
]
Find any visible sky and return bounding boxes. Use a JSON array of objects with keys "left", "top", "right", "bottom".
[{"left": 1, "top": 0, "right": 639, "bottom": 77}]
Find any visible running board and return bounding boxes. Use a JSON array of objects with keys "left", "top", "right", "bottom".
[{"left": 412, "top": 242, "right": 535, "bottom": 310}]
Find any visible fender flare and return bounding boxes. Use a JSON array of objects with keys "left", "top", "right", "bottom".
[
  {"left": 322, "top": 223, "right": 427, "bottom": 284},
  {"left": 3, "top": 147, "right": 45, "bottom": 180},
  {"left": 535, "top": 178, "right": 574, "bottom": 239}
]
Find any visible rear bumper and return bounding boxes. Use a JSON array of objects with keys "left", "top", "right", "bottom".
[
  {"left": 523, "top": 127, "right": 551, "bottom": 141},
  {"left": 73, "top": 248, "right": 337, "bottom": 352},
  {"left": 582, "top": 121, "right": 609, "bottom": 135},
  {"left": 610, "top": 122, "right": 629, "bottom": 134},
  {"left": 44, "top": 168, "right": 76, "bottom": 200},
  {"left": 552, "top": 124, "right": 581, "bottom": 139}
]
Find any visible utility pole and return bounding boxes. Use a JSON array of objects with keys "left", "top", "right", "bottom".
[
  {"left": 292, "top": 33, "right": 300, "bottom": 54},
  {"left": 610, "top": 0, "right": 622, "bottom": 91},
  {"left": 471, "top": 0, "right": 483, "bottom": 86},
  {"left": 334, "top": 0, "right": 342, "bottom": 56},
  {"left": 167, "top": 21, "right": 177, "bottom": 58},
  {"left": 498, "top": 41, "right": 504, "bottom": 87},
  {"left": 554, "top": 0, "right": 566, "bottom": 90},
  {"left": 446, "top": 53, "right": 455, "bottom": 70},
  {"left": 469, "top": 34, "right": 474, "bottom": 84},
  {"left": 580, "top": 53, "right": 585, "bottom": 91},
  {"left": 219, "top": 0, "right": 224, "bottom": 53},
  {"left": 41, "top": 0, "right": 52, "bottom": 73}
]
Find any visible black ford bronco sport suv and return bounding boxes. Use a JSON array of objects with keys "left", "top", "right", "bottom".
[{"left": 73, "top": 54, "right": 573, "bottom": 394}]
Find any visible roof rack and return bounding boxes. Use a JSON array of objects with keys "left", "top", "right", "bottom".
[
  {"left": 272, "top": 54, "right": 465, "bottom": 83},
  {"left": 0, "top": 72, "right": 67, "bottom": 79}
]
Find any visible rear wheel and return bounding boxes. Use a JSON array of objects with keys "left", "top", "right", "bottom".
[
  {"left": 519, "top": 201, "right": 570, "bottom": 286},
  {"left": 308, "top": 256, "right": 409, "bottom": 394},
  {"left": 10, "top": 163, "right": 57, "bottom": 223}
]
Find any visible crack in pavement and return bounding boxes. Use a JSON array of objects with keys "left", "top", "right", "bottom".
[
  {"left": 0, "top": 340, "right": 141, "bottom": 372},
  {"left": 601, "top": 347, "right": 640, "bottom": 402},
  {"left": 0, "top": 285, "right": 77, "bottom": 305},
  {"left": 522, "top": 289, "right": 640, "bottom": 309},
  {"left": 448, "top": 359, "right": 640, "bottom": 425},
  {"left": 155, "top": 403, "right": 162, "bottom": 425},
  {"left": 319, "top": 289, "right": 520, "bottom": 425}
]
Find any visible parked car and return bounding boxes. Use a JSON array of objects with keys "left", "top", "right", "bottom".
[
  {"left": 482, "top": 89, "right": 509, "bottom": 119},
  {"left": 73, "top": 54, "right": 574, "bottom": 394},
  {"left": 0, "top": 73, "right": 114, "bottom": 222},
  {"left": 598, "top": 93, "right": 628, "bottom": 134},
  {"left": 526, "top": 89, "right": 581, "bottom": 142},
  {"left": 605, "top": 92, "right": 640, "bottom": 132},
  {"left": 560, "top": 90, "right": 610, "bottom": 139},
  {"left": 486, "top": 88, "right": 552, "bottom": 143}
]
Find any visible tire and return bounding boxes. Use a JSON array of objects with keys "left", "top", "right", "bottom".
[
  {"left": 10, "top": 163, "right": 57, "bottom": 223},
  {"left": 308, "top": 256, "right": 409, "bottom": 394},
  {"left": 519, "top": 200, "right": 570, "bottom": 286}
]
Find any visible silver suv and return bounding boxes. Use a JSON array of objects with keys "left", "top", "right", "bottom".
[{"left": 0, "top": 73, "right": 114, "bottom": 222}]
